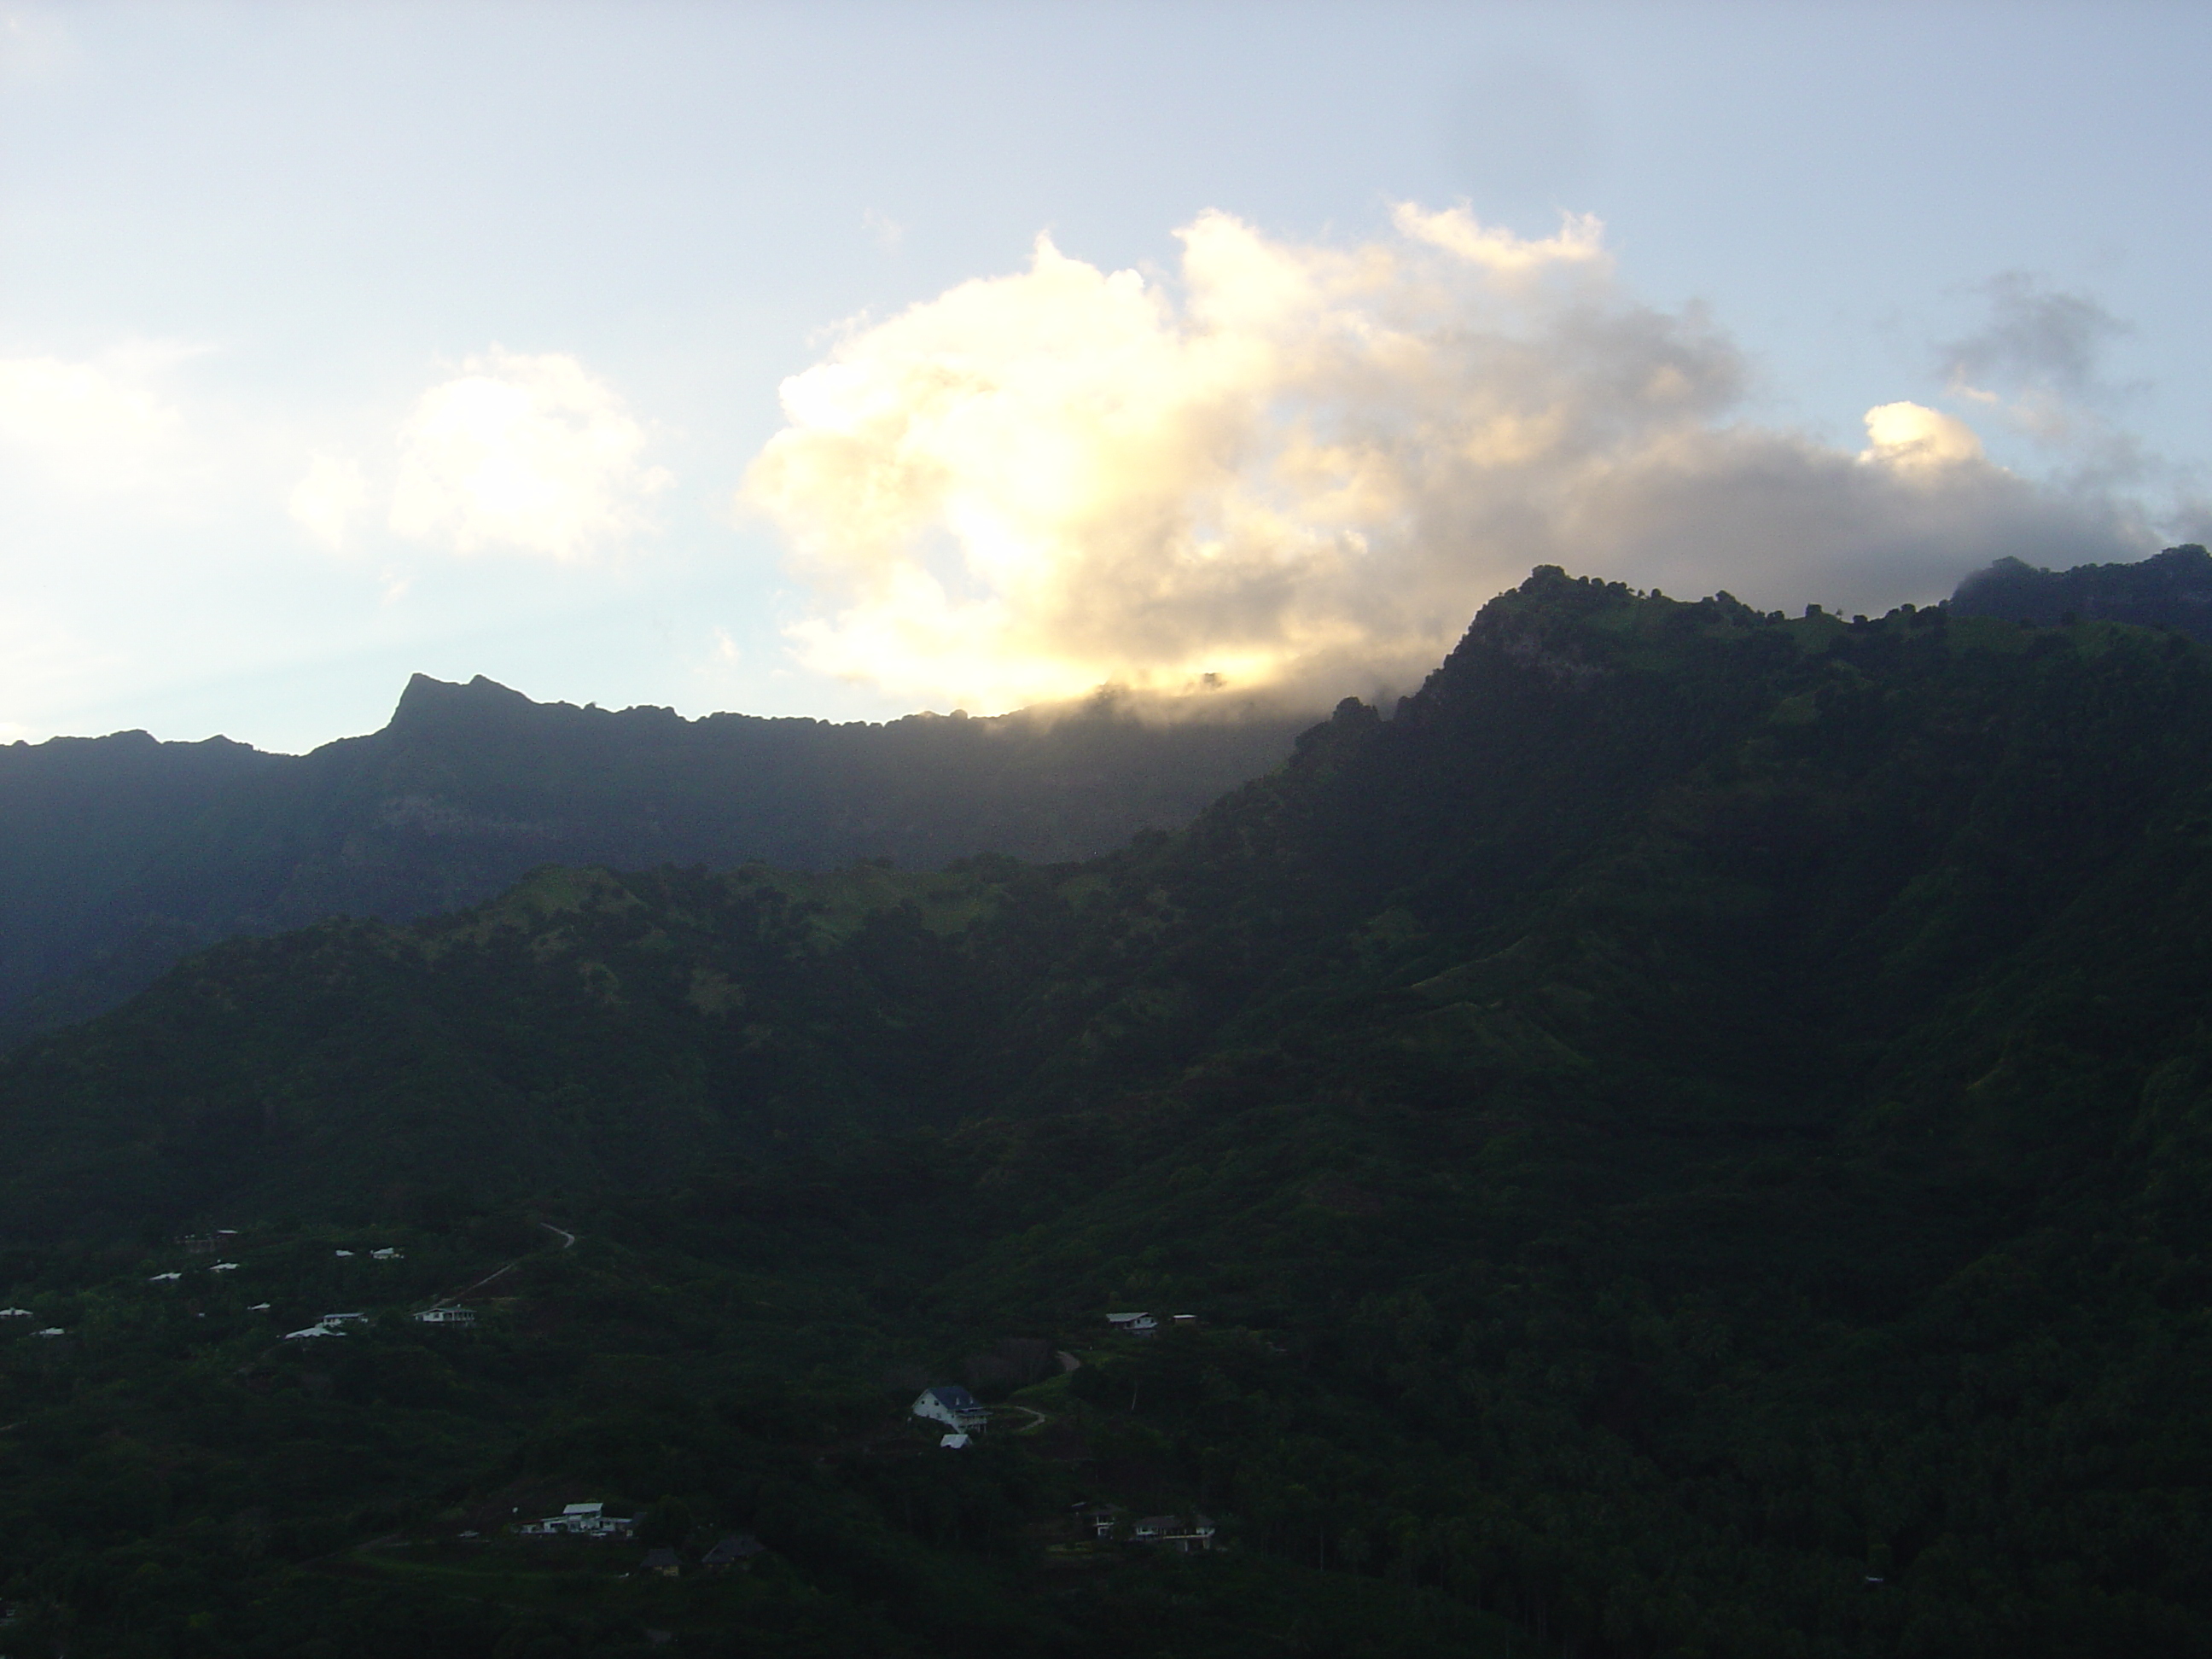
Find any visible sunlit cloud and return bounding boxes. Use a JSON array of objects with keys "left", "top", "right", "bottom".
[
  {"left": 742, "top": 206, "right": 2145, "bottom": 713},
  {"left": 0, "top": 351, "right": 184, "bottom": 492},
  {"left": 389, "top": 348, "right": 671, "bottom": 562},
  {"left": 1392, "top": 200, "right": 1606, "bottom": 272},
  {"left": 288, "top": 452, "right": 368, "bottom": 551},
  {"left": 1860, "top": 402, "right": 1985, "bottom": 472}
]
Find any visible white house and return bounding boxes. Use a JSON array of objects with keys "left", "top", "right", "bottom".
[
  {"left": 413, "top": 1306, "right": 477, "bottom": 1327},
  {"left": 1105, "top": 1312, "right": 1158, "bottom": 1336},
  {"left": 283, "top": 1323, "right": 343, "bottom": 1340},
  {"left": 1132, "top": 1514, "right": 1217, "bottom": 1553},
  {"left": 0, "top": 1308, "right": 30, "bottom": 1318},
  {"left": 32, "top": 1327, "right": 64, "bottom": 1338},
  {"left": 148, "top": 1272, "right": 182, "bottom": 1283},
  {"left": 911, "top": 1385, "right": 988, "bottom": 1432},
  {"left": 319, "top": 1312, "right": 369, "bottom": 1326},
  {"left": 370, "top": 1248, "right": 403, "bottom": 1260},
  {"left": 516, "top": 1502, "right": 632, "bottom": 1539},
  {"left": 1079, "top": 1504, "right": 1125, "bottom": 1540},
  {"left": 939, "top": 1431, "right": 971, "bottom": 1450},
  {"left": 211, "top": 1262, "right": 240, "bottom": 1273}
]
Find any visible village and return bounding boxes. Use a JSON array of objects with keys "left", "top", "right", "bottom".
[
  {"left": 480, "top": 1304, "right": 1220, "bottom": 1577},
  {"left": 0, "top": 1225, "right": 1232, "bottom": 1592}
]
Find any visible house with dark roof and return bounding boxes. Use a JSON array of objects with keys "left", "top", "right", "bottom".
[
  {"left": 701, "top": 1534, "right": 765, "bottom": 1573},
  {"left": 911, "top": 1384, "right": 988, "bottom": 1432},
  {"left": 640, "top": 1547, "right": 681, "bottom": 1578}
]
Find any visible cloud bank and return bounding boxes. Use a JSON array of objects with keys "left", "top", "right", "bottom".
[{"left": 742, "top": 207, "right": 2149, "bottom": 713}]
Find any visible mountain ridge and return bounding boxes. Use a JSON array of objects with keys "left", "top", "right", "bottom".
[
  {"left": 9, "top": 564, "right": 2212, "bottom": 1652},
  {"left": 0, "top": 675, "right": 1312, "bottom": 1045}
]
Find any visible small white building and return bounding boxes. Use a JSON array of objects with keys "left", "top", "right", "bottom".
[
  {"left": 370, "top": 1248, "right": 403, "bottom": 1260},
  {"left": 414, "top": 1306, "right": 477, "bottom": 1327},
  {"left": 283, "top": 1323, "right": 343, "bottom": 1340},
  {"left": 911, "top": 1385, "right": 988, "bottom": 1432},
  {"left": 1105, "top": 1312, "right": 1158, "bottom": 1336},
  {"left": 319, "top": 1312, "right": 369, "bottom": 1326},
  {"left": 32, "top": 1327, "right": 64, "bottom": 1338},
  {"left": 148, "top": 1272, "right": 182, "bottom": 1283},
  {"left": 516, "top": 1502, "right": 632, "bottom": 1539},
  {"left": 1132, "top": 1514, "right": 1217, "bottom": 1553},
  {"left": 0, "top": 1308, "right": 30, "bottom": 1318},
  {"left": 939, "top": 1431, "right": 971, "bottom": 1450},
  {"left": 210, "top": 1262, "right": 240, "bottom": 1273},
  {"left": 1079, "top": 1505, "right": 1125, "bottom": 1540}
]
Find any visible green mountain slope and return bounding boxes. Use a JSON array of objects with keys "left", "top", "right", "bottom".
[
  {"left": 9, "top": 569, "right": 2212, "bottom": 1654},
  {"left": 0, "top": 675, "right": 1307, "bottom": 1043}
]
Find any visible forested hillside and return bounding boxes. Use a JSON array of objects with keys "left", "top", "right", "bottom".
[
  {"left": 7, "top": 568, "right": 2212, "bottom": 1655},
  {"left": 1953, "top": 540, "right": 2212, "bottom": 634},
  {"left": 0, "top": 676, "right": 1305, "bottom": 1044}
]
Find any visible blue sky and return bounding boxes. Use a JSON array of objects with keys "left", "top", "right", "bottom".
[{"left": 3, "top": 1, "right": 2206, "bottom": 751}]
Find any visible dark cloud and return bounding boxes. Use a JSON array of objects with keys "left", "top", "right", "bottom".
[{"left": 1942, "top": 273, "right": 2129, "bottom": 401}]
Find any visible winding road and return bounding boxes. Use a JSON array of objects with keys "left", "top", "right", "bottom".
[{"left": 435, "top": 1221, "right": 578, "bottom": 1306}]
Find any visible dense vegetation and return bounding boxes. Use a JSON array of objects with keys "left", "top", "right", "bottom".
[
  {"left": 7, "top": 565, "right": 2212, "bottom": 1654},
  {"left": 1952, "top": 540, "right": 2212, "bottom": 634},
  {"left": 0, "top": 674, "right": 1305, "bottom": 1044}
]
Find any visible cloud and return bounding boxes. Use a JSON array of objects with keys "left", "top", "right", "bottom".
[
  {"left": 0, "top": 352, "right": 183, "bottom": 490},
  {"left": 0, "top": 6, "right": 76, "bottom": 82},
  {"left": 1860, "top": 402, "right": 1985, "bottom": 471},
  {"left": 389, "top": 348, "right": 670, "bottom": 562},
  {"left": 288, "top": 452, "right": 368, "bottom": 550},
  {"left": 1944, "top": 274, "right": 2128, "bottom": 405},
  {"left": 1941, "top": 274, "right": 2135, "bottom": 456},
  {"left": 864, "top": 207, "right": 905, "bottom": 252},
  {"left": 742, "top": 207, "right": 2148, "bottom": 713}
]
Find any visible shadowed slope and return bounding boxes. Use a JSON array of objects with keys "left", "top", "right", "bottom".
[
  {"left": 12, "top": 572, "right": 2212, "bottom": 1654},
  {"left": 0, "top": 678, "right": 1307, "bottom": 1043}
]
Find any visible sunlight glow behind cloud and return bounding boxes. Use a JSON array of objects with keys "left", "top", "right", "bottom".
[
  {"left": 0, "top": 352, "right": 183, "bottom": 492},
  {"left": 1860, "top": 402, "right": 1986, "bottom": 471},
  {"left": 743, "top": 207, "right": 2145, "bottom": 713},
  {"left": 288, "top": 452, "right": 368, "bottom": 551},
  {"left": 389, "top": 348, "right": 670, "bottom": 562}
]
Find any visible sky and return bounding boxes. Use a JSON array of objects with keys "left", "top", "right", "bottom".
[{"left": 2, "top": 1, "right": 2208, "bottom": 753}]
